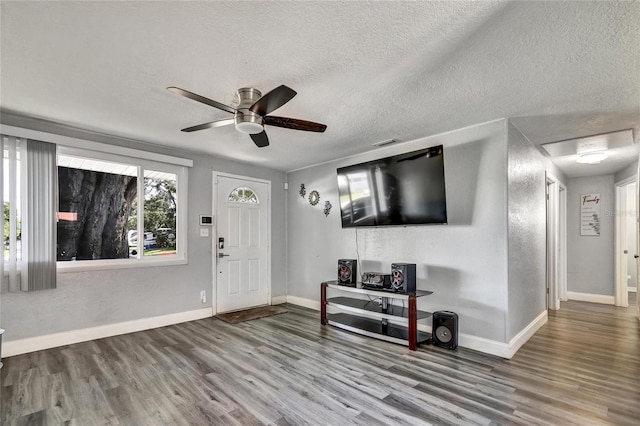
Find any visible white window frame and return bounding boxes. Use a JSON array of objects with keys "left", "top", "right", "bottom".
[{"left": 0, "top": 124, "right": 191, "bottom": 273}]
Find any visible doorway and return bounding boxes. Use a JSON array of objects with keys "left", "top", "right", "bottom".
[
  {"left": 213, "top": 173, "right": 271, "bottom": 314},
  {"left": 615, "top": 178, "right": 638, "bottom": 307},
  {"left": 546, "top": 174, "right": 567, "bottom": 310}
]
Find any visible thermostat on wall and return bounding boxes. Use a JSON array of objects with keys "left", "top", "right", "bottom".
[{"left": 199, "top": 215, "right": 213, "bottom": 226}]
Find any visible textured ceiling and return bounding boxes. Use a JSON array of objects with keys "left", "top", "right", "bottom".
[{"left": 1, "top": 1, "right": 638, "bottom": 172}]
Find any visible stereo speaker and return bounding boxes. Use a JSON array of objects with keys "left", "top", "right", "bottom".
[
  {"left": 432, "top": 311, "right": 458, "bottom": 350},
  {"left": 338, "top": 259, "right": 357, "bottom": 286},
  {"left": 390, "top": 263, "right": 416, "bottom": 293}
]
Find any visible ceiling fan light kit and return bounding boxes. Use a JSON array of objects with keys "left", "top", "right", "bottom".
[
  {"left": 235, "top": 120, "right": 264, "bottom": 135},
  {"left": 235, "top": 88, "right": 264, "bottom": 134},
  {"left": 168, "top": 84, "right": 326, "bottom": 148}
]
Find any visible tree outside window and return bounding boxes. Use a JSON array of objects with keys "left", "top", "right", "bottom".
[{"left": 57, "top": 156, "right": 179, "bottom": 261}]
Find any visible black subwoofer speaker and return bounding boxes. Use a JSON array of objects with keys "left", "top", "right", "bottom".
[
  {"left": 338, "top": 259, "right": 357, "bottom": 286},
  {"left": 390, "top": 263, "right": 416, "bottom": 293},
  {"left": 432, "top": 311, "right": 458, "bottom": 350}
]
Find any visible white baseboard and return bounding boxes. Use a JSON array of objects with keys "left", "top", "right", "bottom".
[
  {"left": 567, "top": 291, "right": 615, "bottom": 305},
  {"left": 628, "top": 286, "right": 637, "bottom": 293},
  {"left": 285, "top": 295, "right": 321, "bottom": 311},
  {"left": 285, "top": 295, "right": 543, "bottom": 359},
  {"left": 506, "top": 310, "right": 548, "bottom": 358},
  {"left": 5, "top": 296, "right": 548, "bottom": 360},
  {"left": 449, "top": 321, "right": 547, "bottom": 360},
  {"left": 3, "top": 307, "right": 213, "bottom": 358},
  {"left": 271, "top": 295, "right": 287, "bottom": 305},
  {"left": 458, "top": 333, "right": 511, "bottom": 358}
]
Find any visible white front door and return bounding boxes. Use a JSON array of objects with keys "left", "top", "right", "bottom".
[{"left": 215, "top": 175, "right": 270, "bottom": 313}]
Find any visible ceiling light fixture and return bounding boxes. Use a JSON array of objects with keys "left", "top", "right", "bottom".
[{"left": 576, "top": 151, "right": 608, "bottom": 164}]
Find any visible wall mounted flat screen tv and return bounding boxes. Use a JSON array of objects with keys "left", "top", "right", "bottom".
[{"left": 337, "top": 145, "right": 447, "bottom": 227}]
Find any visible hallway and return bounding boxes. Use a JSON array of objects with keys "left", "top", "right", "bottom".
[{"left": 508, "top": 292, "right": 640, "bottom": 424}]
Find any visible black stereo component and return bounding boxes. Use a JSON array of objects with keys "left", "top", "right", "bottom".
[
  {"left": 361, "top": 272, "right": 391, "bottom": 289},
  {"left": 338, "top": 259, "right": 357, "bottom": 286},
  {"left": 432, "top": 311, "right": 459, "bottom": 350},
  {"left": 390, "top": 263, "right": 416, "bottom": 293}
]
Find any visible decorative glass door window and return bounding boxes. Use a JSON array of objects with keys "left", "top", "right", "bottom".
[{"left": 228, "top": 187, "right": 259, "bottom": 204}]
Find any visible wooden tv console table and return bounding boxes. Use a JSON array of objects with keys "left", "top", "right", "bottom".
[{"left": 321, "top": 281, "right": 433, "bottom": 350}]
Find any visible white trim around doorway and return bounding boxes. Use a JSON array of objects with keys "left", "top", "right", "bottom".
[
  {"left": 615, "top": 176, "right": 636, "bottom": 307},
  {"left": 546, "top": 173, "right": 567, "bottom": 310}
]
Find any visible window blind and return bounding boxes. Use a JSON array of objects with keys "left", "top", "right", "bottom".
[
  {"left": 23, "top": 139, "right": 57, "bottom": 291},
  {"left": 1, "top": 135, "right": 57, "bottom": 292}
]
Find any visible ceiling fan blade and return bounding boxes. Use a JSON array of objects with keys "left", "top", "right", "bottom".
[
  {"left": 181, "top": 118, "right": 235, "bottom": 132},
  {"left": 249, "top": 85, "right": 297, "bottom": 116},
  {"left": 250, "top": 131, "right": 270, "bottom": 148},
  {"left": 167, "top": 87, "right": 236, "bottom": 114},
  {"left": 264, "top": 116, "right": 327, "bottom": 133}
]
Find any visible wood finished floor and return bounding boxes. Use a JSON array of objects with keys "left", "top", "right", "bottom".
[{"left": 1, "top": 294, "right": 639, "bottom": 425}]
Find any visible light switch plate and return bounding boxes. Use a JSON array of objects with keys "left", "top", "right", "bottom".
[{"left": 200, "top": 228, "right": 209, "bottom": 237}]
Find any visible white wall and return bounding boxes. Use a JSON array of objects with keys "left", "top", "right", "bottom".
[
  {"left": 506, "top": 122, "right": 546, "bottom": 340},
  {"left": 567, "top": 174, "right": 616, "bottom": 296},
  {"left": 0, "top": 117, "right": 287, "bottom": 343},
  {"left": 287, "top": 120, "right": 511, "bottom": 343}
]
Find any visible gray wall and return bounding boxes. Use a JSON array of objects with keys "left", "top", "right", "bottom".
[
  {"left": 614, "top": 160, "right": 638, "bottom": 183},
  {"left": 567, "top": 174, "right": 616, "bottom": 295},
  {"left": 543, "top": 156, "right": 568, "bottom": 186},
  {"left": 0, "top": 117, "right": 287, "bottom": 341},
  {"left": 506, "top": 121, "right": 547, "bottom": 340},
  {"left": 287, "top": 120, "right": 511, "bottom": 342},
  {"left": 1, "top": 114, "right": 562, "bottom": 348}
]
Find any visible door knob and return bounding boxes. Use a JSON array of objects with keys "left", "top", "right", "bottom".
[
  {"left": 635, "top": 254, "right": 639, "bottom": 259},
  {"left": 218, "top": 253, "right": 230, "bottom": 258}
]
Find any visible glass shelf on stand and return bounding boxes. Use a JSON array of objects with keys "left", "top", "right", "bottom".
[{"left": 320, "top": 280, "right": 433, "bottom": 350}]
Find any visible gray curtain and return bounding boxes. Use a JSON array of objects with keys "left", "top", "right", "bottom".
[{"left": 21, "top": 139, "right": 57, "bottom": 291}]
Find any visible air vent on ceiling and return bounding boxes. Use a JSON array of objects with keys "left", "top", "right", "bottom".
[{"left": 373, "top": 139, "right": 398, "bottom": 147}]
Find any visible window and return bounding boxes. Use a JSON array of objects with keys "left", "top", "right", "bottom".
[
  {"left": 2, "top": 129, "right": 190, "bottom": 274},
  {"left": 56, "top": 146, "right": 188, "bottom": 269},
  {"left": 228, "top": 187, "right": 259, "bottom": 204},
  {"left": 3, "top": 136, "right": 58, "bottom": 291},
  {"left": 57, "top": 155, "right": 137, "bottom": 261},
  {"left": 2, "top": 137, "right": 23, "bottom": 292},
  {"left": 2, "top": 139, "right": 21, "bottom": 264},
  {"left": 141, "top": 170, "right": 177, "bottom": 257}
]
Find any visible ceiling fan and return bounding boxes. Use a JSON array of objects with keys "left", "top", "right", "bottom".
[{"left": 167, "top": 85, "right": 327, "bottom": 148}]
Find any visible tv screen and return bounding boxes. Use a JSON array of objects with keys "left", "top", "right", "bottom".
[{"left": 337, "top": 145, "right": 447, "bottom": 227}]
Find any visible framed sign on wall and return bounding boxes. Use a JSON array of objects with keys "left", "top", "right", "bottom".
[{"left": 580, "top": 193, "right": 601, "bottom": 236}]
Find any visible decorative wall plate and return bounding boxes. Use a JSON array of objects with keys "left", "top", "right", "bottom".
[
  {"left": 308, "top": 190, "right": 320, "bottom": 206},
  {"left": 324, "top": 201, "right": 332, "bottom": 216}
]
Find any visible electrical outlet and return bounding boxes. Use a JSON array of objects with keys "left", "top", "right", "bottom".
[{"left": 200, "top": 290, "right": 206, "bottom": 304}]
